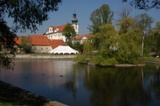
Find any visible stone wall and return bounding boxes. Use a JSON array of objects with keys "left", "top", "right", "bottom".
[{"left": 15, "top": 54, "right": 76, "bottom": 59}]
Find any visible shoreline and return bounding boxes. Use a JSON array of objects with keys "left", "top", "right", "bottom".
[
  {"left": 114, "top": 64, "right": 145, "bottom": 67},
  {"left": 15, "top": 54, "right": 76, "bottom": 59},
  {"left": 0, "top": 80, "right": 67, "bottom": 106},
  {"left": 16, "top": 54, "right": 146, "bottom": 67}
]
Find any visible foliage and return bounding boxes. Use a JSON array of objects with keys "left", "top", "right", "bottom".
[
  {"left": 88, "top": 4, "right": 114, "bottom": 34},
  {"left": 66, "top": 41, "right": 73, "bottom": 47},
  {"left": 72, "top": 42, "right": 84, "bottom": 53},
  {"left": 144, "top": 21, "right": 160, "bottom": 56},
  {"left": 117, "top": 17, "right": 136, "bottom": 34},
  {"left": 19, "top": 37, "right": 32, "bottom": 53},
  {"left": 117, "top": 17, "right": 142, "bottom": 63},
  {"left": 156, "top": 21, "right": 160, "bottom": 28},
  {"left": 148, "top": 29, "right": 160, "bottom": 54},
  {"left": 91, "top": 24, "right": 117, "bottom": 51},
  {"left": 83, "top": 39, "right": 93, "bottom": 54},
  {"left": 117, "top": 6, "right": 132, "bottom": 20},
  {"left": 74, "top": 54, "right": 87, "bottom": 64},
  {"left": 122, "top": 0, "right": 160, "bottom": 10},
  {"left": 116, "top": 28, "right": 142, "bottom": 63},
  {"left": 62, "top": 23, "right": 76, "bottom": 42},
  {"left": 82, "top": 24, "right": 119, "bottom": 66},
  {"left": 91, "top": 54, "right": 118, "bottom": 66},
  {"left": 76, "top": 18, "right": 143, "bottom": 66},
  {"left": 0, "top": 0, "right": 62, "bottom": 69},
  {"left": 135, "top": 13, "right": 153, "bottom": 34},
  {"left": 0, "top": 20, "right": 16, "bottom": 69}
]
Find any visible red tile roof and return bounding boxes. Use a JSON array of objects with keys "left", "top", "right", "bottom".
[
  {"left": 27, "top": 34, "right": 50, "bottom": 46},
  {"left": 76, "top": 36, "right": 83, "bottom": 40},
  {"left": 76, "top": 33, "right": 92, "bottom": 40},
  {"left": 15, "top": 37, "right": 21, "bottom": 45},
  {"left": 84, "top": 33, "right": 92, "bottom": 38},
  {"left": 50, "top": 40, "right": 65, "bottom": 48},
  {"left": 50, "top": 24, "right": 67, "bottom": 33},
  {"left": 26, "top": 34, "right": 65, "bottom": 49}
]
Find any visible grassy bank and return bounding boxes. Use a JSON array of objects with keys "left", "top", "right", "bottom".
[
  {"left": 144, "top": 57, "right": 160, "bottom": 63},
  {"left": 0, "top": 81, "right": 48, "bottom": 106},
  {"left": 0, "top": 81, "right": 67, "bottom": 106}
]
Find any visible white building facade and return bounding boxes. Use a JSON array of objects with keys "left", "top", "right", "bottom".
[{"left": 45, "top": 11, "right": 79, "bottom": 42}]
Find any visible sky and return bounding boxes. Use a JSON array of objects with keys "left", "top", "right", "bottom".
[{"left": 8, "top": 0, "right": 160, "bottom": 36}]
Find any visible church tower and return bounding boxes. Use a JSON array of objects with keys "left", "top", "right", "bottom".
[{"left": 72, "top": 10, "right": 79, "bottom": 35}]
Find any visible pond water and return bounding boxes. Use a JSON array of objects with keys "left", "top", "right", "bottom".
[{"left": 0, "top": 59, "right": 160, "bottom": 106}]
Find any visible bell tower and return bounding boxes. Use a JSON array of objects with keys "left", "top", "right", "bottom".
[{"left": 72, "top": 10, "right": 79, "bottom": 35}]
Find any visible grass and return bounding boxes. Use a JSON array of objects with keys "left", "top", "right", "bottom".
[
  {"left": 144, "top": 57, "right": 160, "bottom": 63},
  {"left": 0, "top": 81, "right": 50, "bottom": 106},
  {"left": 0, "top": 102, "right": 28, "bottom": 106}
]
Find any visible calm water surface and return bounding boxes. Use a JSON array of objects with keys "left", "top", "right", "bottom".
[{"left": 0, "top": 59, "right": 160, "bottom": 106}]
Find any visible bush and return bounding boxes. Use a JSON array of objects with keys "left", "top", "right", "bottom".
[
  {"left": 100, "top": 58, "right": 118, "bottom": 66},
  {"left": 74, "top": 54, "right": 87, "bottom": 64}
]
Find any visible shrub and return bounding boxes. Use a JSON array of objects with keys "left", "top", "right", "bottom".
[{"left": 74, "top": 54, "right": 87, "bottom": 64}]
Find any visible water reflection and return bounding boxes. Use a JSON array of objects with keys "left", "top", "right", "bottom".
[
  {"left": 83, "top": 64, "right": 160, "bottom": 106},
  {"left": 0, "top": 60, "right": 160, "bottom": 106}
]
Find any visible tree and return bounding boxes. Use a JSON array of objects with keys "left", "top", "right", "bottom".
[
  {"left": 122, "top": 0, "right": 160, "bottom": 10},
  {"left": 62, "top": 23, "right": 77, "bottom": 42},
  {"left": 117, "top": 6, "right": 132, "bottom": 20},
  {"left": 117, "top": 17, "right": 136, "bottom": 34},
  {"left": 135, "top": 13, "right": 153, "bottom": 56},
  {"left": 156, "top": 21, "right": 160, "bottom": 28},
  {"left": 72, "top": 42, "right": 84, "bottom": 53},
  {"left": 0, "top": 0, "right": 62, "bottom": 69},
  {"left": 89, "top": 4, "right": 114, "bottom": 34},
  {"left": 146, "top": 23, "right": 160, "bottom": 55},
  {"left": 88, "top": 24, "right": 118, "bottom": 66},
  {"left": 144, "top": 31, "right": 158, "bottom": 55},
  {"left": 116, "top": 28, "right": 142, "bottom": 63},
  {"left": 116, "top": 17, "right": 142, "bottom": 63},
  {"left": 19, "top": 37, "right": 32, "bottom": 53},
  {"left": 135, "top": 13, "right": 153, "bottom": 33}
]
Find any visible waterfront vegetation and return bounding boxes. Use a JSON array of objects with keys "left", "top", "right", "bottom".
[{"left": 74, "top": 4, "right": 160, "bottom": 66}]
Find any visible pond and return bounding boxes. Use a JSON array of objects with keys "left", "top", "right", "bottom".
[{"left": 0, "top": 59, "right": 160, "bottom": 106}]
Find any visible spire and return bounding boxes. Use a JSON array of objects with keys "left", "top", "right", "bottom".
[{"left": 72, "top": 10, "right": 78, "bottom": 24}]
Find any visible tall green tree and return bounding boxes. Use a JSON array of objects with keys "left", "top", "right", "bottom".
[
  {"left": 89, "top": 4, "right": 114, "bottom": 34},
  {"left": 0, "top": 0, "right": 62, "bottom": 69},
  {"left": 135, "top": 13, "right": 153, "bottom": 56},
  {"left": 146, "top": 23, "right": 160, "bottom": 55},
  {"left": 88, "top": 24, "right": 118, "bottom": 66},
  {"left": 116, "top": 28, "right": 142, "bottom": 63},
  {"left": 62, "top": 23, "right": 77, "bottom": 43},
  {"left": 117, "top": 17, "right": 142, "bottom": 63},
  {"left": 135, "top": 13, "right": 153, "bottom": 34}
]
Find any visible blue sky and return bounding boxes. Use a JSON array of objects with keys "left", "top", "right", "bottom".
[{"left": 10, "top": 0, "right": 160, "bottom": 36}]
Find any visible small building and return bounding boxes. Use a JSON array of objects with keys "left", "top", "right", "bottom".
[
  {"left": 27, "top": 34, "right": 52, "bottom": 53},
  {"left": 44, "top": 11, "right": 79, "bottom": 42},
  {"left": 45, "top": 24, "right": 67, "bottom": 42},
  {"left": 26, "top": 34, "right": 65, "bottom": 53},
  {"left": 76, "top": 33, "right": 92, "bottom": 44}
]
